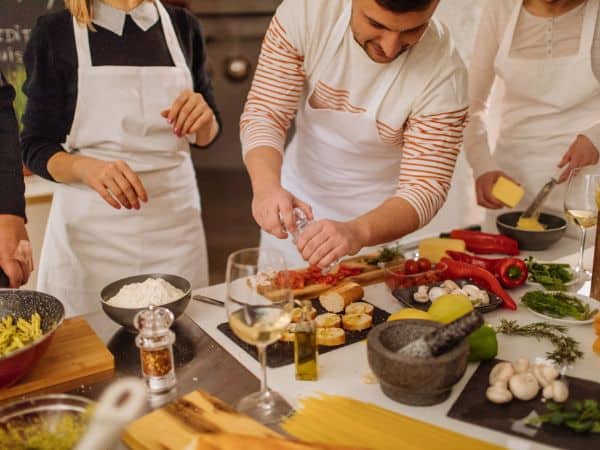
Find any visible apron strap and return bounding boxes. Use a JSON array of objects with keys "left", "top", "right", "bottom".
[
  {"left": 579, "top": 0, "right": 600, "bottom": 56},
  {"left": 72, "top": 17, "right": 92, "bottom": 68},
  {"left": 155, "top": 0, "right": 189, "bottom": 70}
]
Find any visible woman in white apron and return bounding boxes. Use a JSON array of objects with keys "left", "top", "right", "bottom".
[
  {"left": 464, "top": 0, "right": 600, "bottom": 229},
  {"left": 21, "top": 0, "right": 219, "bottom": 316},
  {"left": 241, "top": 0, "right": 468, "bottom": 268}
]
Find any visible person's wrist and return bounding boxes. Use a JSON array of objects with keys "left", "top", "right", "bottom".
[{"left": 348, "top": 218, "right": 371, "bottom": 249}]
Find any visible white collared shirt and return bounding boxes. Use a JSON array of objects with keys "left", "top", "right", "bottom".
[{"left": 93, "top": 0, "right": 159, "bottom": 36}]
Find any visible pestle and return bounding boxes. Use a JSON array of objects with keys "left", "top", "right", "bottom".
[{"left": 396, "top": 311, "right": 484, "bottom": 358}]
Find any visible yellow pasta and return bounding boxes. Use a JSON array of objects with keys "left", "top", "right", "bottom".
[
  {"left": 0, "top": 313, "right": 42, "bottom": 357},
  {"left": 282, "top": 394, "right": 502, "bottom": 450}
]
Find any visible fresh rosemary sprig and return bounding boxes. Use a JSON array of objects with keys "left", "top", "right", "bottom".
[{"left": 495, "top": 320, "right": 583, "bottom": 366}]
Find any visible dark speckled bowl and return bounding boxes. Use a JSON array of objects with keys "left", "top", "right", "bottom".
[
  {"left": 367, "top": 320, "right": 469, "bottom": 406},
  {"left": 100, "top": 273, "right": 191, "bottom": 332},
  {"left": 0, "top": 290, "right": 65, "bottom": 388},
  {"left": 496, "top": 211, "right": 567, "bottom": 251}
]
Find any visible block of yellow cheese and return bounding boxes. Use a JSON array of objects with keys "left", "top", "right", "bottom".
[
  {"left": 418, "top": 238, "right": 466, "bottom": 263},
  {"left": 491, "top": 176, "right": 524, "bottom": 208}
]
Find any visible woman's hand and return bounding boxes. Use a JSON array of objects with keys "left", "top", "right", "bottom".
[
  {"left": 475, "top": 170, "right": 517, "bottom": 209},
  {"left": 161, "top": 90, "right": 217, "bottom": 144},
  {"left": 252, "top": 187, "right": 313, "bottom": 239},
  {"left": 295, "top": 220, "right": 365, "bottom": 267},
  {"left": 0, "top": 215, "right": 33, "bottom": 288},
  {"left": 72, "top": 157, "right": 148, "bottom": 210},
  {"left": 558, "top": 135, "right": 599, "bottom": 183}
]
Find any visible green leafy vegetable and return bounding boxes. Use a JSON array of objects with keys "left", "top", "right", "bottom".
[
  {"left": 525, "top": 257, "right": 574, "bottom": 291},
  {"left": 522, "top": 290, "right": 597, "bottom": 321},
  {"left": 529, "top": 400, "right": 600, "bottom": 434},
  {"left": 365, "top": 245, "right": 403, "bottom": 265},
  {"left": 495, "top": 320, "right": 583, "bottom": 366}
]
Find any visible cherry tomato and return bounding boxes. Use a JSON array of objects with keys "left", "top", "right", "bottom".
[
  {"left": 404, "top": 260, "right": 419, "bottom": 275},
  {"left": 417, "top": 258, "right": 431, "bottom": 272}
]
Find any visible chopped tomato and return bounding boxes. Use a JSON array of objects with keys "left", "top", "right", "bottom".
[{"left": 274, "top": 270, "right": 305, "bottom": 290}]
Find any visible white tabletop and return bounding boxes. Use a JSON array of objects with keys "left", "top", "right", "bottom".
[{"left": 187, "top": 235, "right": 599, "bottom": 450}]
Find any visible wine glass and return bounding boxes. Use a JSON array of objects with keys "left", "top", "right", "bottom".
[
  {"left": 564, "top": 167, "right": 600, "bottom": 281},
  {"left": 225, "top": 247, "right": 294, "bottom": 424}
]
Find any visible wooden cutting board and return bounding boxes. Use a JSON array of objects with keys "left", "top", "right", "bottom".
[
  {"left": 123, "top": 390, "right": 363, "bottom": 450},
  {"left": 0, "top": 316, "right": 114, "bottom": 402}
]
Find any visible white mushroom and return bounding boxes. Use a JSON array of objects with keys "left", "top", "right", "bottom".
[
  {"left": 486, "top": 384, "right": 513, "bottom": 404},
  {"left": 533, "top": 364, "right": 560, "bottom": 388},
  {"left": 479, "top": 291, "right": 490, "bottom": 305},
  {"left": 508, "top": 373, "right": 540, "bottom": 401},
  {"left": 512, "top": 357, "right": 530, "bottom": 374},
  {"left": 462, "top": 284, "right": 481, "bottom": 297},
  {"left": 542, "top": 379, "right": 569, "bottom": 402},
  {"left": 413, "top": 285, "right": 430, "bottom": 303},
  {"left": 452, "top": 288, "right": 467, "bottom": 296},
  {"left": 489, "top": 362, "right": 515, "bottom": 385},
  {"left": 441, "top": 280, "right": 460, "bottom": 292},
  {"left": 428, "top": 286, "right": 447, "bottom": 302}
]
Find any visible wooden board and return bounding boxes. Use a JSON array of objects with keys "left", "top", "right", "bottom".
[
  {"left": 123, "top": 390, "right": 362, "bottom": 450},
  {"left": 0, "top": 316, "right": 114, "bottom": 402}
]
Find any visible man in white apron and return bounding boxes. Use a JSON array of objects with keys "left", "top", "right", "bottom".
[
  {"left": 464, "top": 0, "right": 600, "bottom": 227},
  {"left": 28, "top": 0, "right": 217, "bottom": 316},
  {"left": 241, "top": 0, "right": 469, "bottom": 267}
]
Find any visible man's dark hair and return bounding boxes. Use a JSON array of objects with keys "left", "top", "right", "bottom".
[{"left": 375, "top": 0, "right": 434, "bottom": 13}]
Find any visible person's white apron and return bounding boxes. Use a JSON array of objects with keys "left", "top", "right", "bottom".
[
  {"left": 485, "top": 0, "right": 600, "bottom": 231},
  {"left": 37, "top": 1, "right": 208, "bottom": 317},
  {"left": 259, "top": 3, "right": 410, "bottom": 267}
]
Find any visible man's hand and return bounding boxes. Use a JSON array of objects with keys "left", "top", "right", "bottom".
[
  {"left": 252, "top": 187, "right": 313, "bottom": 239},
  {"left": 0, "top": 215, "right": 33, "bottom": 288},
  {"left": 475, "top": 170, "right": 517, "bottom": 209},
  {"left": 72, "top": 157, "right": 148, "bottom": 210},
  {"left": 296, "top": 219, "right": 366, "bottom": 267},
  {"left": 558, "top": 135, "right": 600, "bottom": 183}
]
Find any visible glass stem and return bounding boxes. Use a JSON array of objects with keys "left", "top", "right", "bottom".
[
  {"left": 577, "top": 226, "right": 587, "bottom": 274},
  {"left": 256, "top": 344, "right": 270, "bottom": 400}
]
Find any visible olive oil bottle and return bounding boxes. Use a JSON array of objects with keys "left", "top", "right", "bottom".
[{"left": 294, "top": 300, "right": 318, "bottom": 381}]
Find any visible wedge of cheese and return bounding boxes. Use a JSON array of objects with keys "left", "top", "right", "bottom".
[
  {"left": 418, "top": 238, "right": 466, "bottom": 263},
  {"left": 491, "top": 176, "right": 524, "bottom": 208}
]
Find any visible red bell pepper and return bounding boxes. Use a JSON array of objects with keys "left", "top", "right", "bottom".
[
  {"left": 440, "top": 257, "right": 518, "bottom": 310},
  {"left": 445, "top": 251, "right": 528, "bottom": 289},
  {"left": 496, "top": 258, "right": 528, "bottom": 289},
  {"left": 449, "top": 230, "right": 519, "bottom": 256}
]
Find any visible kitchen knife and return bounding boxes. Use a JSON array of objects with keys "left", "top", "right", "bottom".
[{"left": 521, "top": 169, "right": 563, "bottom": 219}]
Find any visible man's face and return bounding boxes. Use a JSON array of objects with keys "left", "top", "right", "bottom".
[{"left": 350, "top": 0, "right": 440, "bottom": 63}]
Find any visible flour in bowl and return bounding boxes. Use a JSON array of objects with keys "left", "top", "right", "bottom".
[{"left": 107, "top": 278, "right": 185, "bottom": 308}]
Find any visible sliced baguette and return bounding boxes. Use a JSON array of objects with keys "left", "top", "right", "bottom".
[
  {"left": 316, "top": 327, "right": 346, "bottom": 346},
  {"left": 319, "top": 282, "right": 364, "bottom": 313},
  {"left": 342, "top": 313, "right": 373, "bottom": 331},
  {"left": 291, "top": 306, "right": 317, "bottom": 323},
  {"left": 345, "top": 301, "right": 374, "bottom": 316},
  {"left": 314, "top": 313, "right": 342, "bottom": 328}
]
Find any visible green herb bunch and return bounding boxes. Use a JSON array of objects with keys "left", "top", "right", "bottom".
[
  {"left": 529, "top": 400, "right": 600, "bottom": 433},
  {"left": 524, "top": 257, "right": 573, "bottom": 291},
  {"left": 521, "top": 290, "right": 597, "bottom": 321},
  {"left": 495, "top": 320, "right": 583, "bottom": 366}
]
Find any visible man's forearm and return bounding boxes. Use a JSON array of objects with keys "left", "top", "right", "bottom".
[
  {"left": 244, "top": 146, "right": 284, "bottom": 194},
  {"left": 350, "top": 197, "right": 420, "bottom": 248}
]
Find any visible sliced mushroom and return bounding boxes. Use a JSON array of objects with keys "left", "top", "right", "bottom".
[
  {"left": 413, "top": 285, "right": 430, "bottom": 303},
  {"left": 509, "top": 372, "right": 540, "bottom": 401},
  {"left": 428, "top": 286, "right": 447, "bottom": 302},
  {"left": 489, "top": 362, "right": 514, "bottom": 385}
]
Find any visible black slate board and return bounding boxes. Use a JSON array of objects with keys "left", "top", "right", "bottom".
[
  {"left": 448, "top": 359, "right": 600, "bottom": 449},
  {"left": 392, "top": 278, "right": 503, "bottom": 314},
  {"left": 217, "top": 299, "right": 390, "bottom": 368}
]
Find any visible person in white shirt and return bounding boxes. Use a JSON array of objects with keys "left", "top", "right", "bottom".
[
  {"left": 464, "top": 0, "right": 600, "bottom": 213},
  {"left": 241, "top": 0, "right": 468, "bottom": 267}
]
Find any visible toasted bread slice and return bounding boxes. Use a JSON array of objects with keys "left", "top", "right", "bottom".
[
  {"left": 316, "top": 327, "right": 346, "bottom": 346},
  {"left": 345, "top": 301, "right": 374, "bottom": 316},
  {"left": 314, "top": 313, "right": 342, "bottom": 328},
  {"left": 319, "top": 282, "right": 364, "bottom": 313},
  {"left": 342, "top": 313, "right": 373, "bottom": 331},
  {"left": 291, "top": 306, "right": 318, "bottom": 323}
]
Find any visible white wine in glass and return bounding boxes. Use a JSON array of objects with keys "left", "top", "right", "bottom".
[
  {"left": 225, "top": 248, "right": 294, "bottom": 425},
  {"left": 564, "top": 167, "right": 600, "bottom": 281}
]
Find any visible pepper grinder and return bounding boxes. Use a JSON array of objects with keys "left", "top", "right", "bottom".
[{"left": 134, "top": 305, "right": 176, "bottom": 393}]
